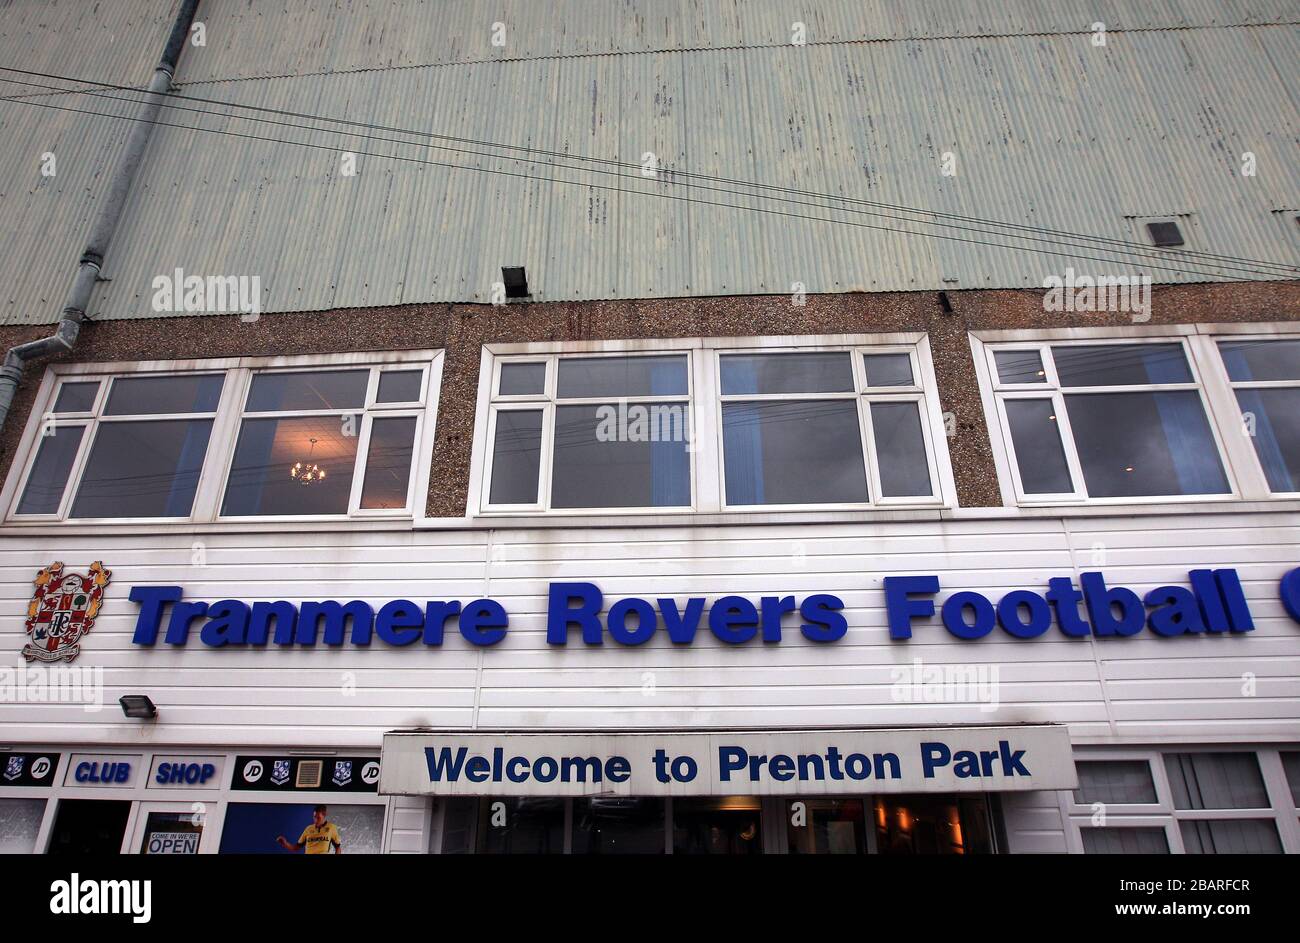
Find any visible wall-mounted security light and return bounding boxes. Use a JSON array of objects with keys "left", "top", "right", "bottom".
[
  {"left": 1146, "top": 220, "right": 1184, "bottom": 247},
  {"left": 119, "top": 695, "right": 157, "bottom": 719},
  {"left": 502, "top": 266, "right": 530, "bottom": 299}
]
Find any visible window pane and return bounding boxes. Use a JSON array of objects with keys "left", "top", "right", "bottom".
[
  {"left": 52, "top": 382, "right": 98, "bottom": 413},
  {"left": 476, "top": 798, "right": 565, "bottom": 854},
  {"left": 1005, "top": 399, "right": 1073, "bottom": 494},
  {"left": 1053, "top": 343, "right": 1192, "bottom": 386},
  {"left": 219, "top": 802, "right": 384, "bottom": 854},
  {"left": 245, "top": 370, "right": 367, "bottom": 411},
  {"left": 1219, "top": 339, "right": 1300, "bottom": 382},
  {"left": 222, "top": 416, "right": 359, "bottom": 516},
  {"left": 1164, "top": 753, "right": 1269, "bottom": 810},
  {"left": 723, "top": 401, "right": 867, "bottom": 505},
  {"left": 71, "top": 420, "right": 213, "bottom": 518},
  {"left": 556, "top": 356, "right": 686, "bottom": 398},
  {"left": 863, "top": 353, "right": 914, "bottom": 387},
  {"left": 0, "top": 798, "right": 47, "bottom": 854},
  {"left": 359, "top": 416, "right": 416, "bottom": 509},
  {"left": 439, "top": 798, "right": 476, "bottom": 853},
  {"left": 16, "top": 426, "right": 85, "bottom": 514},
  {"left": 1081, "top": 827, "right": 1169, "bottom": 854},
  {"left": 787, "top": 798, "right": 867, "bottom": 854},
  {"left": 1179, "top": 819, "right": 1282, "bottom": 854},
  {"left": 572, "top": 798, "right": 665, "bottom": 854},
  {"left": 874, "top": 796, "right": 994, "bottom": 854},
  {"left": 1064, "top": 391, "right": 1228, "bottom": 497},
  {"left": 720, "top": 352, "right": 853, "bottom": 395},
  {"left": 489, "top": 410, "right": 543, "bottom": 505},
  {"left": 376, "top": 370, "right": 422, "bottom": 403},
  {"left": 1281, "top": 752, "right": 1300, "bottom": 807},
  {"left": 994, "top": 350, "right": 1047, "bottom": 384},
  {"left": 499, "top": 362, "right": 546, "bottom": 396},
  {"left": 104, "top": 374, "right": 223, "bottom": 415},
  {"left": 672, "top": 797, "right": 763, "bottom": 855},
  {"left": 139, "top": 811, "right": 203, "bottom": 855},
  {"left": 1236, "top": 388, "right": 1300, "bottom": 492},
  {"left": 871, "top": 402, "right": 932, "bottom": 497},
  {"left": 1073, "top": 760, "right": 1158, "bottom": 804},
  {"left": 551, "top": 404, "right": 690, "bottom": 508}
]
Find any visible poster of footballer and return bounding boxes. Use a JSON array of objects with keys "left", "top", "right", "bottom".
[{"left": 218, "top": 803, "right": 385, "bottom": 854}]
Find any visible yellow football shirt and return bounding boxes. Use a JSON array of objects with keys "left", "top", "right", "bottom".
[{"left": 297, "top": 821, "right": 341, "bottom": 854}]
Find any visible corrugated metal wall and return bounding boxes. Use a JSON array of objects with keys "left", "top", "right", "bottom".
[
  {"left": 0, "top": 0, "right": 176, "bottom": 326},
  {"left": 1, "top": 1, "right": 1297, "bottom": 324},
  {"left": 179, "top": 0, "right": 1300, "bottom": 80}
]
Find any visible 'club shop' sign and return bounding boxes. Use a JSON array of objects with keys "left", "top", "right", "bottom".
[{"left": 122, "top": 567, "right": 1300, "bottom": 651}]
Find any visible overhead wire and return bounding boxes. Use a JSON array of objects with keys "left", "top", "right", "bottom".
[
  {"left": 1, "top": 64, "right": 1295, "bottom": 278},
  {"left": 0, "top": 71, "right": 1295, "bottom": 284}
]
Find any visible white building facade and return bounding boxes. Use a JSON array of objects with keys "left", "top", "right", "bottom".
[
  {"left": 1, "top": 322, "right": 1297, "bottom": 855},
  {"left": 1, "top": 0, "right": 1297, "bottom": 856}
]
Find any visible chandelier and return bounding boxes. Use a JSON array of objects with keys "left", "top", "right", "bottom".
[{"left": 290, "top": 438, "right": 326, "bottom": 485}]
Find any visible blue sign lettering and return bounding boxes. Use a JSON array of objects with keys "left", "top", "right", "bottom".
[
  {"left": 155, "top": 762, "right": 217, "bottom": 785},
  {"left": 882, "top": 569, "right": 1255, "bottom": 641},
  {"left": 423, "top": 747, "right": 630, "bottom": 785},
  {"left": 125, "top": 569, "right": 1274, "bottom": 650},
  {"left": 75, "top": 760, "right": 131, "bottom": 784}
]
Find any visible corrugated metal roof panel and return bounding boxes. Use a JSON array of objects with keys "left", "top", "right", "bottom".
[
  {"left": 176, "top": 0, "right": 1299, "bottom": 81},
  {"left": 1, "top": 2, "right": 1297, "bottom": 324},
  {"left": 0, "top": 0, "right": 174, "bottom": 85},
  {"left": 0, "top": 0, "right": 175, "bottom": 324}
]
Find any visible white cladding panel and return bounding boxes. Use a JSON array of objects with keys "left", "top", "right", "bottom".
[{"left": 0, "top": 512, "right": 1296, "bottom": 749}]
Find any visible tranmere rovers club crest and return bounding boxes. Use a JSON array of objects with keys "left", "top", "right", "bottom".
[{"left": 23, "top": 562, "right": 111, "bottom": 663}]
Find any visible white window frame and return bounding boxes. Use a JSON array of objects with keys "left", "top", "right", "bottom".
[
  {"left": 479, "top": 349, "right": 696, "bottom": 514},
  {"left": 468, "top": 334, "right": 956, "bottom": 517},
  {"left": 972, "top": 323, "right": 1300, "bottom": 508},
  {"left": 1062, "top": 746, "right": 1300, "bottom": 854},
  {"left": 1, "top": 350, "right": 443, "bottom": 525},
  {"left": 1209, "top": 332, "right": 1300, "bottom": 499},
  {"left": 713, "top": 343, "right": 943, "bottom": 511}
]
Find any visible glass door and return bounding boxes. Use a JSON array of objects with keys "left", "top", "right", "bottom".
[
  {"left": 129, "top": 801, "right": 210, "bottom": 855},
  {"left": 47, "top": 799, "right": 133, "bottom": 854}
]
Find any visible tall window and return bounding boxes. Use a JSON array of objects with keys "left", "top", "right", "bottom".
[
  {"left": 719, "top": 348, "right": 936, "bottom": 507},
  {"left": 476, "top": 338, "right": 948, "bottom": 515},
  {"left": 14, "top": 373, "right": 223, "bottom": 519},
  {"left": 222, "top": 367, "right": 426, "bottom": 517},
  {"left": 1068, "top": 750, "right": 1298, "bottom": 853},
  {"left": 483, "top": 353, "right": 692, "bottom": 511},
  {"left": 983, "top": 340, "right": 1230, "bottom": 501},
  {"left": 1165, "top": 753, "right": 1282, "bottom": 854},
  {"left": 1219, "top": 338, "right": 1300, "bottom": 494},
  {"left": 6, "top": 353, "right": 440, "bottom": 522}
]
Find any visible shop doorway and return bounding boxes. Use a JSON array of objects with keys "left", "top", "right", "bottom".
[
  {"left": 873, "top": 795, "right": 995, "bottom": 854},
  {"left": 781, "top": 795, "right": 995, "bottom": 853},
  {"left": 444, "top": 794, "right": 994, "bottom": 853},
  {"left": 132, "top": 803, "right": 207, "bottom": 855},
  {"left": 451, "top": 796, "right": 764, "bottom": 854},
  {"left": 47, "top": 799, "right": 132, "bottom": 855}
]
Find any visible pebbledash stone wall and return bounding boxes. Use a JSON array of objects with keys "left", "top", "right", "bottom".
[{"left": 1, "top": 280, "right": 1297, "bottom": 517}]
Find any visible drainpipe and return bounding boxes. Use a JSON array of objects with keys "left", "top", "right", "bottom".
[{"left": 0, "top": 0, "right": 201, "bottom": 439}]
